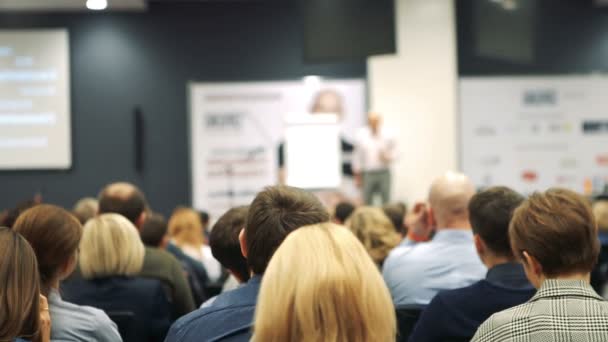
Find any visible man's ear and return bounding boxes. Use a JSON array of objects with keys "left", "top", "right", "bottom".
[
  {"left": 160, "top": 234, "right": 170, "bottom": 250},
  {"left": 522, "top": 251, "right": 542, "bottom": 277},
  {"left": 428, "top": 207, "right": 437, "bottom": 229},
  {"left": 473, "top": 234, "right": 485, "bottom": 257},
  {"left": 239, "top": 228, "right": 248, "bottom": 259},
  {"left": 136, "top": 211, "right": 147, "bottom": 232}
]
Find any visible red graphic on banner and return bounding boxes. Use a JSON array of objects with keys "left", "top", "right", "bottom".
[{"left": 521, "top": 170, "right": 538, "bottom": 183}]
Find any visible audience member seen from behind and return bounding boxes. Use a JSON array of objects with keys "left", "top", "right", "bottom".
[
  {"left": 345, "top": 206, "right": 401, "bottom": 267},
  {"left": 409, "top": 186, "right": 535, "bottom": 342},
  {"left": 168, "top": 207, "right": 223, "bottom": 284},
  {"left": 165, "top": 186, "right": 330, "bottom": 342},
  {"left": 332, "top": 201, "right": 355, "bottom": 225},
  {"left": 96, "top": 182, "right": 195, "bottom": 318},
  {"left": 382, "top": 202, "right": 408, "bottom": 237},
  {"left": 591, "top": 197, "right": 608, "bottom": 296},
  {"left": 145, "top": 212, "right": 209, "bottom": 307},
  {"left": 64, "top": 214, "right": 171, "bottom": 342},
  {"left": 252, "top": 223, "right": 396, "bottom": 341},
  {"left": 72, "top": 197, "right": 98, "bottom": 225},
  {"left": 141, "top": 212, "right": 170, "bottom": 249},
  {"left": 383, "top": 172, "right": 486, "bottom": 307},
  {"left": 207, "top": 206, "right": 251, "bottom": 298},
  {"left": 0, "top": 227, "right": 51, "bottom": 342},
  {"left": 13, "top": 205, "right": 121, "bottom": 342},
  {"left": 0, "top": 199, "right": 39, "bottom": 228},
  {"left": 198, "top": 210, "right": 210, "bottom": 240},
  {"left": 472, "top": 188, "right": 608, "bottom": 341}
]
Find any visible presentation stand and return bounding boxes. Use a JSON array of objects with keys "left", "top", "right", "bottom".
[
  {"left": 189, "top": 79, "right": 365, "bottom": 219},
  {"left": 285, "top": 114, "right": 342, "bottom": 190}
]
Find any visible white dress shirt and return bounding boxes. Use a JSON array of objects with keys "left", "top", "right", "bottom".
[
  {"left": 352, "top": 126, "right": 397, "bottom": 173},
  {"left": 182, "top": 245, "right": 223, "bottom": 283}
]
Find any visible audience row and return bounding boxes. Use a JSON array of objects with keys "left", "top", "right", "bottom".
[{"left": 2, "top": 172, "right": 608, "bottom": 342}]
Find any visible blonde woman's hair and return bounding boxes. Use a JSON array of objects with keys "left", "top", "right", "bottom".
[
  {"left": 252, "top": 223, "right": 396, "bottom": 342},
  {"left": 168, "top": 207, "right": 204, "bottom": 247},
  {"left": 345, "top": 206, "right": 401, "bottom": 265},
  {"left": 80, "top": 213, "right": 145, "bottom": 279}
]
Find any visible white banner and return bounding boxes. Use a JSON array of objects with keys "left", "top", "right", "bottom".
[
  {"left": 189, "top": 79, "right": 366, "bottom": 219},
  {"left": 460, "top": 75, "right": 608, "bottom": 195}
]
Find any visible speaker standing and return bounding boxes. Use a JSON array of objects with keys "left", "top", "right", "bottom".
[{"left": 353, "top": 112, "right": 397, "bottom": 205}]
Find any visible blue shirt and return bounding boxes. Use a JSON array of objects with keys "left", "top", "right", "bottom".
[
  {"left": 382, "top": 229, "right": 486, "bottom": 307},
  {"left": 48, "top": 290, "right": 122, "bottom": 342},
  {"left": 408, "top": 263, "right": 536, "bottom": 342},
  {"left": 165, "top": 275, "right": 261, "bottom": 342},
  {"left": 599, "top": 232, "right": 608, "bottom": 245}
]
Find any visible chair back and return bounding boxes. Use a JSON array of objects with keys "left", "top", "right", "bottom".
[
  {"left": 108, "top": 311, "right": 137, "bottom": 342},
  {"left": 395, "top": 307, "right": 422, "bottom": 342}
]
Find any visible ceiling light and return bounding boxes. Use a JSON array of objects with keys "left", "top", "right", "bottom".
[
  {"left": 86, "top": 0, "right": 108, "bottom": 11},
  {"left": 502, "top": 0, "right": 518, "bottom": 11},
  {"left": 303, "top": 75, "right": 322, "bottom": 88}
]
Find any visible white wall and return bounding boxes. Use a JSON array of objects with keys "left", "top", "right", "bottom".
[{"left": 368, "top": 0, "right": 458, "bottom": 203}]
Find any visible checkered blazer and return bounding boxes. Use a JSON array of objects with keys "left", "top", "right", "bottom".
[{"left": 471, "top": 279, "right": 608, "bottom": 342}]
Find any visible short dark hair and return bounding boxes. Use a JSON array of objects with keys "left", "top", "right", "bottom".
[
  {"left": 246, "top": 186, "right": 329, "bottom": 274},
  {"left": 0, "top": 199, "right": 38, "bottom": 228},
  {"left": 141, "top": 212, "right": 167, "bottom": 248},
  {"left": 469, "top": 186, "right": 524, "bottom": 257},
  {"left": 98, "top": 183, "right": 147, "bottom": 225},
  {"left": 334, "top": 201, "right": 355, "bottom": 224},
  {"left": 510, "top": 188, "right": 600, "bottom": 277},
  {"left": 382, "top": 203, "right": 407, "bottom": 235},
  {"left": 199, "top": 211, "right": 210, "bottom": 226},
  {"left": 209, "top": 206, "right": 250, "bottom": 282}
]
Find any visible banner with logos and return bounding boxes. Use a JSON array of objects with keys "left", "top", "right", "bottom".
[
  {"left": 460, "top": 76, "right": 608, "bottom": 195},
  {"left": 189, "top": 79, "right": 366, "bottom": 219}
]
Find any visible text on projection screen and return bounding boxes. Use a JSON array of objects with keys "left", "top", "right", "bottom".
[{"left": 0, "top": 29, "right": 71, "bottom": 169}]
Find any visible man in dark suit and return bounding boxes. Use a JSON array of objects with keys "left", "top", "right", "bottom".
[
  {"left": 141, "top": 212, "right": 209, "bottom": 307},
  {"left": 408, "top": 186, "right": 535, "bottom": 342},
  {"left": 472, "top": 188, "right": 608, "bottom": 341},
  {"left": 591, "top": 196, "right": 608, "bottom": 295}
]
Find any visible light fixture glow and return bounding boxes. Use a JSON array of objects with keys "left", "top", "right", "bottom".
[
  {"left": 303, "top": 75, "right": 322, "bottom": 88},
  {"left": 86, "top": 0, "right": 108, "bottom": 10}
]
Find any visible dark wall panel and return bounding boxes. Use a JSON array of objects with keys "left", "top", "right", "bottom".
[
  {"left": 302, "top": 0, "right": 395, "bottom": 62},
  {"left": 457, "top": 0, "right": 608, "bottom": 75},
  {"left": 0, "top": 3, "right": 366, "bottom": 215}
]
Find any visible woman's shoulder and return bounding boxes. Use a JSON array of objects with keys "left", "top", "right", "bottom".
[{"left": 50, "top": 299, "right": 118, "bottom": 341}]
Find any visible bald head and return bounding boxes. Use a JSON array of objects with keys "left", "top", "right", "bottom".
[
  {"left": 429, "top": 172, "right": 476, "bottom": 228},
  {"left": 368, "top": 112, "right": 382, "bottom": 133},
  {"left": 311, "top": 89, "right": 343, "bottom": 115},
  {"left": 98, "top": 182, "right": 148, "bottom": 226}
]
